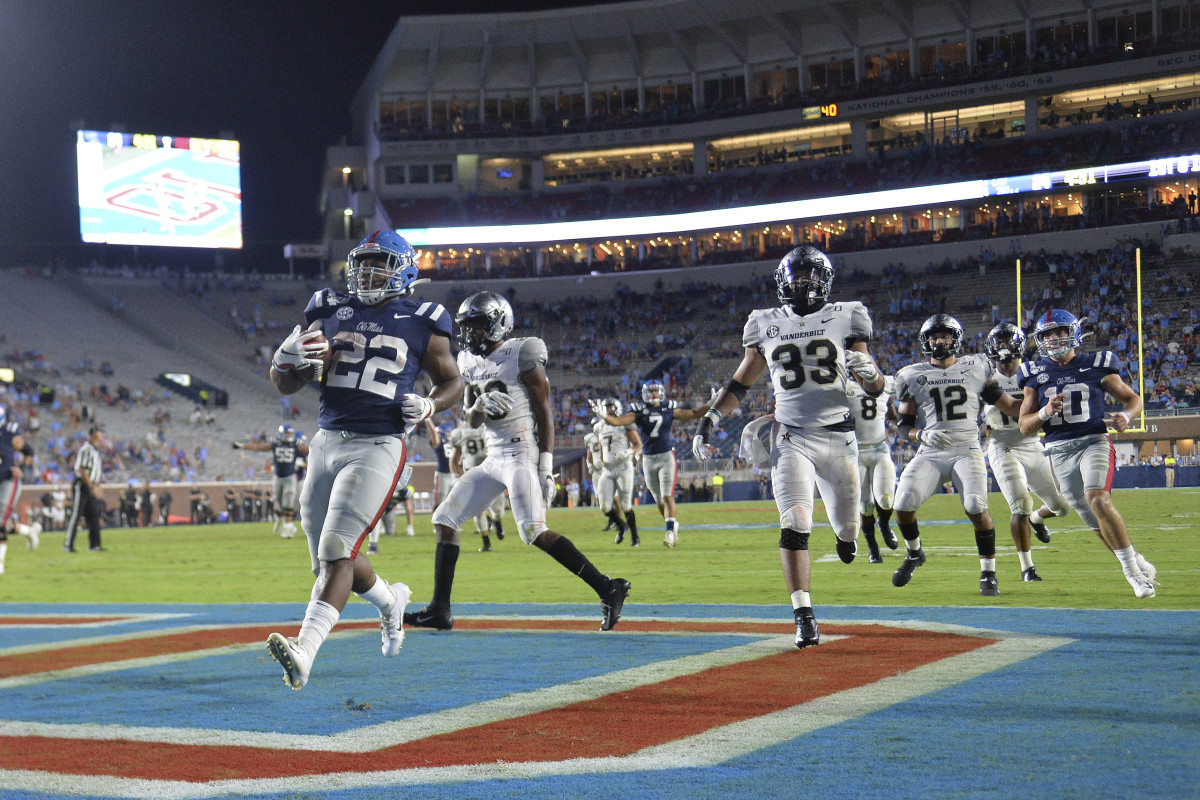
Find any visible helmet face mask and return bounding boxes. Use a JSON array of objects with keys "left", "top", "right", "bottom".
[
  {"left": 346, "top": 230, "right": 424, "bottom": 305},
  {"left": 985, "top": 323, "right": 1025, "bottom": 365},
  {"left": 641, "top": 380, "right": 664, "bottom": 405},
  {"left": 604, "top": 399, "right": 622, "bottom": 416},
  {"left": 1034, "top": 310, "right": 1082, "bottom": 360},
  {"left": 775, "top": 246, "right": 834, "bottom": 315},
  {"left": 919, "top": 314, "right": 964, "bottom": 361},
  {"left": 455, "top": 292, "right": 514, "bottom": 355},
  {"left": 278, "top": 425, "right": 296, "bottom": 444}
]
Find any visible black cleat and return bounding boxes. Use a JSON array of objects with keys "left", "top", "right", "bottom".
[
  {"left": 630, "top": 532, "right": 640, "bottom": 547},
  {"left": 479, "top": 540, "right": 491, "bottom": 552},
  {"left": 892, "top": 549, "right": 926, "bottom": 587},
  {"left": 614, "top": 526, "right": 626, "bottom": 545},
  {"left": 493, "top": 519, "right": 505, "bottom": 540},
  {"left": 835, "top": 537, "right": 857, "bottom": 564},
  {"left": 795, "top": 608, "right": 820, "bottom": 648},
  {"left": 880, "top": 523, "right": 898, "bottom": 550},
  {"left": 402, "top": 605, "right": 454, "bottom": 630},
  {"left": 600, "top": 578, "right": 630, "bottom": 631},
  {"left": 1031, "top": 521, "right": 1051, "bottom": 544},
  {"left": 602, "top": 520, "right": 615, "bottom": 532},
  {"left": 1022, "top": 566, "right": 1043, "bottom": 582},
  {"left": 868, "top": 546, "right": 883, "bottom": 564},
  {"left": 980, "top": 570, "right": 1000, "bottom": 596}
]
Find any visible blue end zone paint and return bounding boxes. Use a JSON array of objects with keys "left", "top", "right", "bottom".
[{"left": 1, "top": 603, "right": 1197, "bottom": 800}]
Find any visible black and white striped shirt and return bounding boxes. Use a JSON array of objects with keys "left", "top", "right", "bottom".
[{"left": 75, "top": 442, "right": 102, "bottom": 485}]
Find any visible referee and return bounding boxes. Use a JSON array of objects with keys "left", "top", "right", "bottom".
[{"left": 65, "top": 426, "right": 105, "bottom": 552}]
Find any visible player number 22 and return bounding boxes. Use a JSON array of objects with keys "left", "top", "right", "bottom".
[{"left": 326, "top": 332, "right": 409, "bottom": 399}]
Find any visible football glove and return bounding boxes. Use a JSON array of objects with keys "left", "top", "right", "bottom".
[
  {"left": 400, "top": 394, "right": 436, "bottom": 430},
  {"left": 692, "top": 410, "right": 720, "bottom": 462},
  {"left": 539, "top": 452, "right": 556, "bottom": 506},
  {"left": 272, "top": 325, "right": 328, "bottom": 374},
  {"left": 917, "top": 429, "right": 954, "bottom": 449},
  {"left": 588, "top": 398, "right": 606, "bottom": 417},
  {"left": 845, "top": 350, "right": 882, "bottom": 383},
  {"left": 480, "top": 391, "right": 513, "bottom": 416}
]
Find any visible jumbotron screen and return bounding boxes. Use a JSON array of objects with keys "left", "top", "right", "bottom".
[{"left": 76, "top": 130, "right": 242, "bottom": 249}]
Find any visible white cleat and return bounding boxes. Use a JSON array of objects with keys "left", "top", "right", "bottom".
[
  {"left": 1126, "top": 571, "right": 1156, "bottom": 599},
  {"left": 19, "top": 522, "right": 40, "bottom": 551},
  {"left": 266, "top": 633, "right": 311, "bottom": 690},
  {"left": 1136, "top": 553, "right": 1157, "bottom": 585},
  {"left": 380, "top": 582, "right": 412, "bottom": 657},
  {"left": 405, "top": 526, "right": 415, "bottom": 537},
  {"left": 664, "top": 529, "right": 678, "bottom": 548}
]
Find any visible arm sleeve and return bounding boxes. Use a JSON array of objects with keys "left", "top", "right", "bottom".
[{"left": 741, "top": 312, "right": 762, "bottom": 350}]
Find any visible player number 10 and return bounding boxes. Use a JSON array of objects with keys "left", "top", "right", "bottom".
[{"left": 1043, "top": 383, "right": 1090, "bottom": 425}]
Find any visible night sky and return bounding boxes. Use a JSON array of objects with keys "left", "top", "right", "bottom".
[{"left": 0, "top": 0, "right": 618, "bottom": 270}]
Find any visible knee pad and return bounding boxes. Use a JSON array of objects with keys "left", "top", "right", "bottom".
[
  {"left": 1008, "top": 494, "right": 1033, "bottom": 516},
  {"left": 779, "top": 505, "right": 811, "bottom": 535},
  {"left": 964, "top": 493, "right": 989, "bottom": 516},
  {"left": 779, "top": 528, "right": 810, "bottom": 551},
  {"left": 876, "top": 493, "right": 893, "bottom": 511},
  {"left": 894, "top": 490, "right": 920, "bottom": 514},
  {"left": 517, "top": 521, "right": 543, "bottom": 545}
]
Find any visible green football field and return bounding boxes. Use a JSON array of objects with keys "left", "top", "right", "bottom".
[{"left": 3, "top": 487, "right": 1196, "bottom": 611}]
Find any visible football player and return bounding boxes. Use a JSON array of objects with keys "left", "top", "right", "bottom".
[
  {"left": 406, "top": 291, "right": 631, "bottom": 632},
  {"left": 891, "top": 314, "right": 1023, "bottom": 596},
  {"left": 1018, "top": 310, "right": 1156, "bottom": 598},
  {"left": 583, "top": 423, "right": 607, "bottom": 517},
  {"left": 590, "top": 398, "right": 643, "bottom": 546},
  {"left": 0, "top": 407, "right": 40, "bottom": 571},
  {"left": 233, "top": 425, "right": 308, "bottom": 538},
  {"left": 449, "top": 419, "right": 507, "bottom": 551},
  {"left": 593, "top": 379, "right": 709, "bottom": 547},
  {"left": 264, "top": 229, "right": 463, "bottom": 690},
  {"left": 425, "top": 417, "right": 456, "bottom": 511},
  {"left": 693, "top": 246, "right": 884, "bottom": 649},
  {"left": 982, "top": 322, "right": 1071, "bottom": 582},
  {"left": 846, "top": 372, "right": 898, "bottom": 563}
]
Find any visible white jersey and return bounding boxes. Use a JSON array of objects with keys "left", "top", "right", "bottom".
[
  {"left": 848, "top": 375, "right": 894, "bottom": 446},
  {"left": 894, "top": 354, "right": 993, "bottom": 447},
  {"left": 449, "top": 424, "right": 489, "bottom": 469},
  {"left": 457, "top": 337, "right": 548, "bottom": 451},
  {"left": 742, "top": 301, "right": 873, "bottom": 429},
  {"left": 596, "top": 420, "right": 636, "bottom": 466},
  {"left": 984, "top": 369, "right": 1036, "bottom": 449},
  {"left": 584, "top": 429, "right": 604, "bottom": 472}
]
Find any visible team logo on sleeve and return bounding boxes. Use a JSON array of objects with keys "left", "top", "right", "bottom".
[
  {"left": 336, "top": 306, "right": 354, "bottom": 320},
  {"left": 765, "top": 325, "right": 779, "bottom": 338},
  {"left": 1037, "top": 373, "right": 1049, "bottom": 384}
]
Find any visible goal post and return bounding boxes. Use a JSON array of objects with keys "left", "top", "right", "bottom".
[{"left": 1014, "top": 250, "right": 1147, "bottom": 434}]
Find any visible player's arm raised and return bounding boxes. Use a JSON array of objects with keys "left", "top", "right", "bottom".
[
  {"left": 233, "top": 440, "right": 273, "bottom": 452},
  {"left": 673, "top": 396, "right": 713, "bottom": 422},
  {"left": 845, "top": 341, "right": 885, "bottom": 397}
]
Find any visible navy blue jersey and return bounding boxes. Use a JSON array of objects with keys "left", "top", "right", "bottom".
[
  {"left": 629, "top": 400, "right": 680, "bottom": 456},
  {"left": 305, "top": 290, "right": 452, "bottom": 435},
  {"left": 0, "top": 422, "right": 19, "bottom": 481},
  {"left": 272, "top": 440, "right": 301, "bottom": 478},
  {"left": 434, "top": 435, "right": 453, "bottom": 473},
  {"left": 1018, "top": 350, "right": 1123, "bottom": 444}
]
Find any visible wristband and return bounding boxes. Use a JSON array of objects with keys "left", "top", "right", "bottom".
[
  {"left": 1038, "top": 405, "right": 1054, "bottom": 422},
  {"left": 703, "top": 408, "right": 724, "bottom": 425},
  {"left": 539, "top": 452, "right": 553, "bottom": 474},
  {"left": 1120, "top": 410, "right": 1133, "bottom": 426}
]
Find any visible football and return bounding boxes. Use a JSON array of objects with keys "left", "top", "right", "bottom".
[{"left": 306, "top": 321, "right": 332, "bottom": 378}]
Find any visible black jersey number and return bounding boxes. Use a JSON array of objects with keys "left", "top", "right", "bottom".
[
  {"left": 930, "top": 385, "right": 969, "bottom": 421},
  {"left": 860, "top": 396, "right": 878, "bottom": 420},
  {"left": 474, "top": 380, "right": 510, "bottom": 419},
  {"left": 772, "top": 339, "right": 839, "bottom": 390}
]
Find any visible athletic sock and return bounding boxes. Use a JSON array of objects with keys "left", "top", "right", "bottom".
[
  {"left": 1114, "top": 545, "right": 1139, "bottom": 576},
  {"left": 607, "top": 510, "right": 626, "bottom": 534},
  {"left": 1029, "top": 509, "right": 1045, "bottom": 526},
  {"left": 790, "top": 590, "right": 811, "bottom": 610},
  {"left": 861, "top": 515, "right": 878, "bottom": 549},
  {"left": 899, "top": 521, "right": 922, "bottom": 553},
  {"left": 480, "top": 534, "right": 491, "bottom": 549},
  {"left": 431, "top": 541, "right": 460, "bottom": 608},
  {"left": 297, "top": 599, "right": 340, "bottom": 660},
  {"left": 1018, "top": 550, "right": 1034, "bottom": 571},
  {"left": 665, "top": 517, "right": 676, "bottom": 532},
  {"left": 355, "top": 575, "right": 393, "bottom": 612},
  {"left": 877, "top": 505, "right": 893, "bottom": 528},
  {"left": 546, "top": 536, "right": 609, "bottom": 596},
  {"left": 624, "top": 511, "right": 638, "bottom": 537}
]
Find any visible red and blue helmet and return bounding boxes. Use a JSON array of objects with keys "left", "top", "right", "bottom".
[
  {"left": 278, "top": 425, "right": 296, "bottom": 443},
  {"left": 1033, "top": 309, "right": 1081, "bottom": 359},
  {"left": 347, "top": 230, "right": 427, "bottom": 304},
  {"left": 641, "top": 379, "right": 665, "bottom": 405}
]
